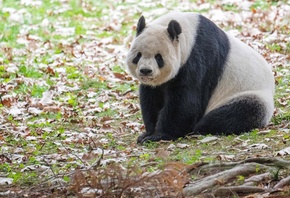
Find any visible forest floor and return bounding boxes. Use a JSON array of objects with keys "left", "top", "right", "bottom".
[{"left": 0, "top": 0, "right": 290, "bottom": 197}]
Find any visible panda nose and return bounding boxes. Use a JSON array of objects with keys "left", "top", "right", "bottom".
[{"left": 140, "top": 68, "right": 152, "bottom": 76}]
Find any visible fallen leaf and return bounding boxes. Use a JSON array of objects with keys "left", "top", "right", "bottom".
[
  {"left": 167, "top": 144, "right": 176, "bottom": 151},
  {"left": 7, "top": 106, "right": 22, "bottom": 116},
  {"left": 40, "top": 90, "right": 54, "bottom": 105},
  {"left": 1, "top": 98, "right": 13, "bottom": 107},
  {"left": 113, "top": 73, "right": 127, "bottom": 80},
  {"left": 28, "top": 107, "right": 43, "bottom": 115},
  {"left": 0, "top": 178, "right": 13, "bottom": 185},
  {"left": 217, "top": 154, "right": 235, "bottom": 161},
  {"left": 176, "top": 143, "right": 189, "bottom": 149},
  {"left": 155, "top": 148, "right": 170, "bottom": 158},
  {"left": 199, "top": 136, "right": 218, "bottom": 143},
  {"left": 277, "top": 147, "right": 290, "bottom": 156},
  {"left": 46, "top": 66, "right": 55, "bottom": 75},
  {"left": 248, "top": 144, "right": 269, "bottom": 150},
  {"left": 43, "top": 106, "right": 61, "bottom": 113}
]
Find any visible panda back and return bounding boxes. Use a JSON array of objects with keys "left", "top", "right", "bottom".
[{"left": 206, "top": 32, "right": 275, "bottom": 119}]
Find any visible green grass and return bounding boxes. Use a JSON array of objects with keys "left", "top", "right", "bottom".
[{"left": 250, "top": 0, "right": 279, "bottom": 10}]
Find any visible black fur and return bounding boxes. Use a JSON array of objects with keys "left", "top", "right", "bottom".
[
  {"left": 138, "top": 15, "right": 231, "bottom": 143},
  {"left": 136, "top": 16, "right": 146, "bottom": 36},
  {"left": 193, "top": 96, "right": 266, "bottom": 135},
  {"left": 155, "top": 53, "right": 164, "bottom": 68},
  {"left": 167, "top": 20, "right": 182, "bottom": 41},
  {"left": 133, "top": 52, "right": 142, "bottom": 64}
]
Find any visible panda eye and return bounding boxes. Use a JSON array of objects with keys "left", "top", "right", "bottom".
[
  {"left": 155, "top": 53, "right": 164, "bottom": 68},
  {"left": 133, "top": 52, "right": 142, "bottom": 64}
]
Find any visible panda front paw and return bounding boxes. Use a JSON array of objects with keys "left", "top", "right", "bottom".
[
  {"left": 137, "top": 133, "right": 175, "bottom": 144},
  {"left": 137, "top": 132, "right": 152, "bottom": 144}
]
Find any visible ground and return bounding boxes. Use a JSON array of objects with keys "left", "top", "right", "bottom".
[{"left": 0, "top": 0, "right": 290, "bottom": 197}]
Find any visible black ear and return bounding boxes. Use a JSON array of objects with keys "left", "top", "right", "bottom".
[
  {"left": 136, "top": 16, "right": 146, "bottom": 36},
  {"left": 167, "top": 20, "right": 182, "bottom": 41}
]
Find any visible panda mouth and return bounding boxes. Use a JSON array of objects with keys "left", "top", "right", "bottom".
[{"left": 140, "top": 76, "right": 154, "bottom": 82}]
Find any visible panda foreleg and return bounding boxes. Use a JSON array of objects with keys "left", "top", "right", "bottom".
[
  {"left": 193, "top": 95, "right": 268, "bottom": 135},
  {"left": 139, "top": 88, "right": 201, "bottom": 143},
  {"left": 137, "top": 85, "right": 164, "bottom": 143}
]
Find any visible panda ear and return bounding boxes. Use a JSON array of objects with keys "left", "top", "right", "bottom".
[
  {"left": 136, "top": 16, "right": 146, "bottom": 36},
  {"left": 167, "top": 20, "right": 182, "bottom": 41}
]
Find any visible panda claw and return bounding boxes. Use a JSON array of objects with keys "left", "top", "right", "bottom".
[
  {"left": 137, "top": 132, "right": 150, "bottom": 144},
  {"left": 137, "top": 133, "right": 175, "bottom": 144},
  {"left": 137, "top": 133, "right": 162, "bottom": 144}
]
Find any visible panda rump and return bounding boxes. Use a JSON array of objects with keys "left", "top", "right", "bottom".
[{"left": 126, "top": 12, "right": 275, "bottom": 144}]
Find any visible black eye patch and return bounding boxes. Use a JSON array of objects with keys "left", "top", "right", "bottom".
[
  {"left": 155, "top": 53, "right": 164, "bottom": 68},
  {"left": 133, "top": 52, "right": 142, "bottom": 64}
]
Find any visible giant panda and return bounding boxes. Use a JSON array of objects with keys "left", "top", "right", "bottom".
[{"left": 126, "top": 11, "right": 275, "bottom": 144}]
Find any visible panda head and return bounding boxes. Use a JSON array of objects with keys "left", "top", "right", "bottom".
[{"left": 126, "top": 16, "right": 182, "bottom": 86}]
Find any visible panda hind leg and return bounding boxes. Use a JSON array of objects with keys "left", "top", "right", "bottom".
[{"left": 193, "top": 95, "right": 268, "bottom": 135}]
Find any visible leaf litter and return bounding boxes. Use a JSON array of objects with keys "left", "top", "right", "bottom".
[{"left": 0, "top": 0, "right": 290, "bottom": 197}]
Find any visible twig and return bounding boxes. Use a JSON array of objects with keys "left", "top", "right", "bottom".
[
  {"left": 140, "top": 162, "right": 159, "bottom": 167},
  {"left": 60, "top": 141, "right": 89, "bottom": 167},
  {"left": 185, "top": 162, "right": 209, "bottom": 173},
  {"left": 89, "top": 147, "right": 104, "bottom": 170},
  {"left": 89, "top": 136, "right": 98, "bottom": 148},
  {"left": 42, "top": 159, "right": 64, "bottom": 187}
]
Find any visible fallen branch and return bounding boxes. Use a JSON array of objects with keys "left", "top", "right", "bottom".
[
  {"left": 243, "top": 157, "right": 290, "bottom": 169},
  {"left": 183, "top": 162, "right": 269, "bottom": 196},
  {"left": 274, "top": 175, "right": 290, "bottom": 189},
  {"left": 242, "top": 172, "right": 271, "bottom": 186},
  {"left": 185, "top": 162, "right": 208, "bottom": 173},
  {"left": 214, "top": 186, "right": 268, "bottom": 197},
  {"left": 192, "top": 157, "right": 290, "bottom": 175},
  {"left": 192, "top": 162, "right": 240, "bottom": 175}
]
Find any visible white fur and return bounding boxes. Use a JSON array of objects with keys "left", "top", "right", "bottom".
[
  {"left": 205, "top": 33, "right": 275, "bottom": 122},
  {"left": 126, "top": 12, "right": 199, "bottom": 86}
]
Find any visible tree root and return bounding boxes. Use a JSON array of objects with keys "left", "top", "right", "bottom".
[
  {"left": 274, "top": 175, "right": 290, "bottom": 189},
  {"left": 183, "top": 162, "right": 270, "bottom": 196},
  {"left": 242, "top": 172, "right": 270, "bottom": 186},
  {"left": 214, "top": 186, "right": 268, "bottom": 197},
  {"left": 183, "top": 157, "right": 290, "bottom": 197}
]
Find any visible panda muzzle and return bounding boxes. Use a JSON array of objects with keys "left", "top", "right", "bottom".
[{"left": 139, "top": 68, "right": 153, "bottom": 76}]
